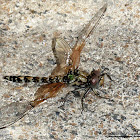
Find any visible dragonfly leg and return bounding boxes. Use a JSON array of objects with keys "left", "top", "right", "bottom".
[
  {"left": 99, "top": 71, "right": 114, "bottom": 88},
  {"left": 81, "top": 88, "right": 98, "bottom": 113},
  {"left": 59, "top": 89, "right": 81, "bottom": 110},
  {"left": 81, "top": 88, "right": 91, "bottom": 112},
  {"left": 92, "top": 89, "right": 115, "bottom": 103},
  {"left": 72, "top": 90, "right": 81, "bottom": 97},
  {"left": 81, "top": 88, "right": 115, "bottom": 113},
  {"left": 93, "top": 90, "right": 109, "bottom": 99}
]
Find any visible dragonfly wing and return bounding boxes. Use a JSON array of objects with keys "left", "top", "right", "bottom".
[
  {"left": 74, "top": 4, "right": 107, "bottom": 49},
  {"left": 51, "top": 38, "right": 72, "bottom": 76},
  {"left": 32, "top": 82, "right": 66, "bottom": 107},
  {"left": 0, "top": 101, "right": 33, "bottom": 129},
  {"left": 52, "top": 4, "right": 107, "bottom": 72},
  {"left": 70, "top": 4, "right": 107, "bottom": 69},
  {"left": 0, "top": 83, "right": 65, "bottom": 128}
]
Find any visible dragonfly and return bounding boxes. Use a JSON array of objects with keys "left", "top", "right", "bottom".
[{"left": 0, "top": 4, "right": 110, "bottom": 129}]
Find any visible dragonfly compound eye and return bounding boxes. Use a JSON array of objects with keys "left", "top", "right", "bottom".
[
  {"left": 91, "top": 76, "right": 98, "bottom": 86},
  {"left": 90, "top": 69, "right": 101, "bottom": 86}
]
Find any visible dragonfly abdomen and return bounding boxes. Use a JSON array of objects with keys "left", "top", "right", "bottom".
[{"left": 3, "top": 76, "right": 63, "bottom": 83}]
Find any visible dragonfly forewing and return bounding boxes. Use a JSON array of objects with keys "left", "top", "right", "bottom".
[
  {"left": 74, "top": 4, "right": 107, "bottom": 49},
  {"left": 69, "top": 4, "right": 107, "bottom": 70}
]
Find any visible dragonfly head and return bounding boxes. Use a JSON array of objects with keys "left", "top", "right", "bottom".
[
  {"left": 89, "top": 69, "right": 101, "bottom": 87},
  {"left": 89, "top": 67, "right": 112, "bottom": 88}
]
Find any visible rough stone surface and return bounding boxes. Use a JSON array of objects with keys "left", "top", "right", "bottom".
[{"left": 0, "top": 0, "right": 139, "bottom": 139}]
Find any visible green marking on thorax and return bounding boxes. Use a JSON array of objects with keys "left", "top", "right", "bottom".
[{"left": 68, "top": 74, "right": 75, "bottom": 81}]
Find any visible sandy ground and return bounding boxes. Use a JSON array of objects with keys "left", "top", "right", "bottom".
[{"left": 0, "top": 0, "right": 140, "bottom": 139}]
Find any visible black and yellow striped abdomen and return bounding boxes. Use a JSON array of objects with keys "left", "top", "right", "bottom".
[
  {"left": 3, "top": 76, "right": 63, "bottom": 83},
  {"left": 3, "top": 69, "right": 88, "bottom": 85}
]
